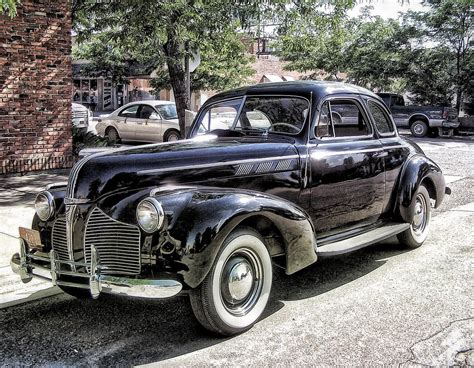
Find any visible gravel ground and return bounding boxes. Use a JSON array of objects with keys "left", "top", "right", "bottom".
[{"left": 0, "top": 135, "right": 472, "bottom": 367}]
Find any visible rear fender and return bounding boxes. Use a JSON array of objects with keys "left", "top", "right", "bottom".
[{"left": 396, "top": 154, "right": 445, "bottom": 223}]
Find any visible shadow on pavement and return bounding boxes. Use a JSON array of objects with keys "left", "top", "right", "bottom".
[{"left": 0, "top": 238, "right": 410, "bottom": 366}]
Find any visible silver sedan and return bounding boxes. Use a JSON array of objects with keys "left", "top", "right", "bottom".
[{"left": 95, "top": 100, "right": 181, "bottom": 143}]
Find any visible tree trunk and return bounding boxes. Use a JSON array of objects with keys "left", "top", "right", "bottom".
[{"left": 164, "top": 34, "right": 190, "bottom": 139}]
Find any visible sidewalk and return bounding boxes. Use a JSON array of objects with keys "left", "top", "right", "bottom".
[{"left": 0, "top": 172, "right": 69, "bottom": 307}]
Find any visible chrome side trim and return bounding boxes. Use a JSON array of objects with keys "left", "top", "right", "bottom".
[{"left": 137, "top": 155, "right": 300, "bottom": 175}]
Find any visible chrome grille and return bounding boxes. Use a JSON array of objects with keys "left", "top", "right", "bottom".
[
  {"left": 51, "top": 217, "right": 70, "bottom": 261},
  {"left": 84, "top": 207, "right": 141, "bottom": 275}
]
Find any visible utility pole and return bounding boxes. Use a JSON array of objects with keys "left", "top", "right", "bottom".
[{"left": 184, "top": 40, "right": 191, "bottom": 108}]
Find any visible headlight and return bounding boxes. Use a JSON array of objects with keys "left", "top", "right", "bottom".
[
  {"left": 35, "top": 191, "right": 55, "bottom": 221},
  {"left": 136, "top": 198, "right": 164, "bottom": 233}
]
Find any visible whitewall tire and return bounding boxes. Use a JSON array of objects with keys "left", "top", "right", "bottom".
[
  {"left": 190, "top": 227, "right": 272, "bottom": 336},
  {"left": 397, "top": 184, "right": 432, "bottom": 248}
]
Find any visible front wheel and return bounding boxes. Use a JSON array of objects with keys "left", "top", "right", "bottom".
[
  {"left": 397, "top": 184, "right": 431, "bottom": 249},
  {"left": 190, "top": 228, "right": 272, "bottom": 336}
]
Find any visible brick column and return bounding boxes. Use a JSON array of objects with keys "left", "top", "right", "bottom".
[{"left": 0, "top": 0, "right": 74, "bottom": 175}]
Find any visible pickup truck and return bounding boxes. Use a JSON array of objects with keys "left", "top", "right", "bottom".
[{"left": 377, "top": 93, "right": 459, "bottom": 137}]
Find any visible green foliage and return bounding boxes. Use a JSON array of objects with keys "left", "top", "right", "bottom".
[
  {"left": 278, "top": 1, "right": 473, "bottom": 108},
  {"left": 0, "top": 0, "right": 18, "bottom": 17},
  {"left": 150, "top": 30, "right": 255, "bottom": 94},
  {"left": 277, "top": 8, "right": 412, "bottom": 91},
  {"left": 72, "top": 127, "right": 111, "bottom": 156},
  {"left": 72, "top": 34, "right": 129, "bottom": 85},
  {"left": 73, "top": 0, "right": 265, "bottom": 135}
]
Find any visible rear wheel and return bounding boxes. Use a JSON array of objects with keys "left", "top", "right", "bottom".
[
  {"left": 410, "top": 120, "right": 428, "bottom": 137},
  {"left": 106, "top": 127, "right": 120, "bottom": 144},
  {"left": 397, "top": 184, "right": 431, "bottom": 249},
  {"left": 190, "top": 227, "right": 272, "bottom": 336},
  {"left": 164, "top": 129, "right": 181, "bottom": 142}
]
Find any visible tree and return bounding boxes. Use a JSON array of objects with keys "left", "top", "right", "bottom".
[
  {"left": 149, "top": 29, "right": 255, "bottom": 94},
  {"left": 405, "top": 0, "right": 473, "bottom": 110},
  {"left": 277, "top": 6, "right": 413, "bottom": 91},
  {"left": 0, "top": 0, "right": 18, "bottom": 17},
  {"left": 73, "top": 0, "right": 360, "bottom": 137},
  {"left": 73, "top": 0, "right": 266, "bottom": 137},
  {"left": 72, "top": 33, "right": 130, "bottom": 96}
]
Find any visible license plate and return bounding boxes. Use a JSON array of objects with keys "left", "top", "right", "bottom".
[{"left": 19, "top": 227, "right": 42, "bottom": 250}]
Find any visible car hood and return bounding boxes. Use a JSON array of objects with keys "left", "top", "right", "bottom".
[{"left": 68, "top": 135, "right": 299, "bottom": 201}]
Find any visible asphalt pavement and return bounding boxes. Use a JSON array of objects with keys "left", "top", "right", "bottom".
[{"left": 0, "top": 135, "right": 472, "bottom": 366}]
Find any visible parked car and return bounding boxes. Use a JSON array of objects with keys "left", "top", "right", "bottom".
[
  {"left": 11, "top": 81, "right": 449, "bottom": 336},
  {"left": 377, "top": 93, "right": 459, "bottom": 137},
  {"left": 95, "top": 100, "right": 180, "bottom": 143},
  {"left": 72, "top": 102, "right": 92, "bottom": 133}
]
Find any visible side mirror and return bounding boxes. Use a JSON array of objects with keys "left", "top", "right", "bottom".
[{"left": 149, "top": 113, "right": 161, "bottom": 120}]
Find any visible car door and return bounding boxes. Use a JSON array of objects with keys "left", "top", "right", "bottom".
[
  {"left": 308, "top": 96, "right": 386, "bottom": 236},
  {"left": 134, "top": 105, "right": 162, "bottom": 142},
  {"left": 365, "top": 98, "right": 410, "bottom": 214},
  {"left": 116, "top": 104, "right": 140, "bottom": 141}
]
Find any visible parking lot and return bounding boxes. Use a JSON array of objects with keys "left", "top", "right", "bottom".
[{"left": 0, "top": 135, "right": 472, "bottom": 366}]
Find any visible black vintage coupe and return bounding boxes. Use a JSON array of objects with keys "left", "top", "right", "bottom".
[{"left": 11, "top": 81, "right": 449, "bottom": 336}]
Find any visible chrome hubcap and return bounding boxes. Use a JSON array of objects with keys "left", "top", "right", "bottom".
[
  {"left": 414, "top": 124, "right": 424, "bottom": 135},
  {"left": 226, "top": 258, "right": 253, "bottom": 301},
  {"left": 412, "top": 194, "right": 427, "bottom": 234},
  {"left": 220, "top": 249, "right": 262, "bottom": 316}
]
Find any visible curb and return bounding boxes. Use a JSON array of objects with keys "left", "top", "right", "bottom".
[{"left": 0, "top": 285, "right": 62, "bottom": 309}]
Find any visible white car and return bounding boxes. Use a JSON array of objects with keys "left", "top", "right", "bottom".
[
  {"left": 72, "top": 103, "right": 92, "bottom": 133},
  {"left": 95, "top": 100, "right": 181, "bottom": 143}
]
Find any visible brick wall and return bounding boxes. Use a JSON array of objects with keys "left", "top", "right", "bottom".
[{"left": 0, "top": 0, "right": 73, "bottom": 175}]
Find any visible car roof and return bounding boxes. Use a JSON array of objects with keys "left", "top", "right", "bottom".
[
  {"left": 205, "top": 81, "right": 381, "bottom": 106},
  {"left": 114, "top": 100, "right": 175, "bottom": 111}
]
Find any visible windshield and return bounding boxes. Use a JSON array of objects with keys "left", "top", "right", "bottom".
[
  {"left": 193, "top": 96, "right": 309, "bottom": 136},
  {"left": 155, "top": 104, "right": 178, "bottom": 120}
]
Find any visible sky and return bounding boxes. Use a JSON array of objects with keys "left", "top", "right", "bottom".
[{"left": 348, "top": 0, "right": 428, "bottom": 19}]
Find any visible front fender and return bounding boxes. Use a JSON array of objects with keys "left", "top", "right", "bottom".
[
  {"left": 396, "top": 154, "right": 445, "bottom": 223},
  {"left": 159, "top": 188, "right": 317, "bottom": 288}
]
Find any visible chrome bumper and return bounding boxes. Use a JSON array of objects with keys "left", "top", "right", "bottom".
[{"left": 10, "top": 240, "right": 182, "bottom": 299}]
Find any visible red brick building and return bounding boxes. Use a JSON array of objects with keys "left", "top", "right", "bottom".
[{"left": 0, "top": 1, "right": 73, "bottom": 174}]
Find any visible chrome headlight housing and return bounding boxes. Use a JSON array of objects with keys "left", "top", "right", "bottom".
[
  {"left": 136, "top": 198, "right": 164, "bottom": 233},
  {"left": 35, "top": 191, "right": 55, "bottom": 221}
]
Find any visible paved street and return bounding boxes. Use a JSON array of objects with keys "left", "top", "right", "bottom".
[{"left": 0, "top": 135, "right": 473, "bottom": 366}]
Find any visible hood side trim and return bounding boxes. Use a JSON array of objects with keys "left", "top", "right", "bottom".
[{"left": 137, "top": 155, "right": 300, "bottom": 175}]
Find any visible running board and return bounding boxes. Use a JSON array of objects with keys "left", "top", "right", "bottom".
[{"left": 317, "top": 223, "right": 410, "bottom": 257}]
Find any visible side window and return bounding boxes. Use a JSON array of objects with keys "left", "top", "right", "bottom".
[
  {"left": 316, "top": 101, "right": 333, "bottom": 138},
  {"left": 367, "top": 100, "right": 395, "bottom": 135},
  {"left": 197, "top": 98, "right": 243, "bottom": 134},
  {"left": 119, "top": 105, "right": 139, "bottom": 118},
  {"left": 138, "top": 105, "right": 155, "bottom": 119},
  {"left": 331, "top": 100, "right": 371, "bottom": 137}
]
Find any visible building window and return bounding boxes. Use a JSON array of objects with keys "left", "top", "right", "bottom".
[{"left": 73, "top": 78, "right": 98, "bottom": 107}]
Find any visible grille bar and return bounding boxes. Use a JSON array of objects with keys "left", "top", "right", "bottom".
[
  {"left": 84, "top": 208, "right": 141, "bottom": 275},
  {"left": 51, "top": 217, "right": 70, "bottom": 262}
]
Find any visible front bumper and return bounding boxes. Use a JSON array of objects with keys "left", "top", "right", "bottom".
[{"left": 10, "top": 240, "right": 182, "bottom": 299}]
